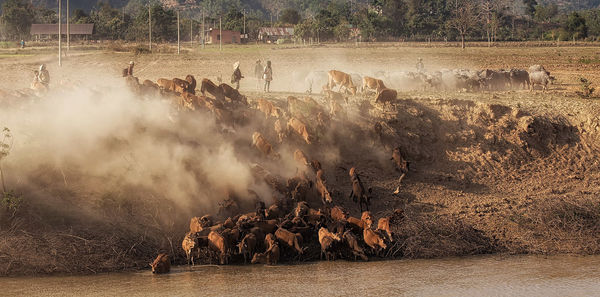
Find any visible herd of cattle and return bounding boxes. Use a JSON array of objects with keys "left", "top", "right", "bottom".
[
  {"left": 302, "top": 64, "right": 554, "bottom": 96},
  {"left": 139, "top": 70, "right": 414, "bottom": 274}
]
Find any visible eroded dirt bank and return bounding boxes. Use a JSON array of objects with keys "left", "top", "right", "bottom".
[{"left": 1, "top": 87, "right": 599, "bottom": 276}]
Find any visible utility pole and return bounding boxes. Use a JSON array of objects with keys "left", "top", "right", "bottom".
[
  {"left": 243, "top": 9, "right": 245, "bottom": 35},
  {"left": 177, "top": 10, "right": 180, "bottom": 54},
  {"left": 148, "top": 4, "right": 152, "bottom": 51},
  {"left": 202, "top": 9, "right": 205, "bottom": 49},
  {"left": 190, "top": 19, "right": 193, "bottom": 47},
  {"left": 66, "top": 0, "right": 70, "bottom": 52},
  {"left": 219, "top": 16, "right": 222, "bottom": 51},
  {"left": 58, "top": 0, "right": 62, "bottom": 66}
]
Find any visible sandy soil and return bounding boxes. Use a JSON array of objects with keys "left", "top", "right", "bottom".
[{"left": 1, "top": 43, "right": 599, "bottom": 275}]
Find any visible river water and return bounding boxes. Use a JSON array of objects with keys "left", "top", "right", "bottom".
[{"left": 2, "top": 255, "right": 600, "bottom": 297}]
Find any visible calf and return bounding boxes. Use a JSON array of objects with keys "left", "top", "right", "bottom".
[
  {"left": 150, "top": 253, "right": 170, "bottom": 274},
  {"left": 275, "top": 227, "right": 304, "bottom": 254}
]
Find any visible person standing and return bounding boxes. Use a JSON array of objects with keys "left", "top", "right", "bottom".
[
  {"left": 416, "top": 58, "right": 424, "bottom": 73},
  {"left": 263, "top": 60, "right": 273, "bottom": 93},
  {"left": 20, "top": 40, "right": 25, "bottom": 49},
  {"left": 231, "top": 61, "right": 243, "bottom": 90},
  {"left": 127, "top": 61, "right": 135, "bottom": 76},
  {"left": 37, "top": 64, "right": 50, "bottom": 87},
  {"left": 254, "top": 60, "right": 263, "bottom": 91}
]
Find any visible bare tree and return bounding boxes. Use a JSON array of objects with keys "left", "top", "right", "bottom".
[{"left": 448, "top": 0, "right": 480, "bottom": 49}]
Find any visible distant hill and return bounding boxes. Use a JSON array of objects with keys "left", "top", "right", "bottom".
[{"left": 2, "top": 0, "right": 600, "bottom": 17}]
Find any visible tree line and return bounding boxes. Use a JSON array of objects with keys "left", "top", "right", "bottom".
[{"left": 0, "top": 0, "right": 599, "bottom": 46}]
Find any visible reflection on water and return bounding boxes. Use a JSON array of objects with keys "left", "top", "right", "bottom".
[{"left": 2, "top": 255, "right": 600, "bottom": 297}]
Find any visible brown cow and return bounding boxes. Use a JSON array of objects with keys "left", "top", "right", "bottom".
[
  {"left": 349, "top": 167, "right": 371, "bottom": 213},
  {"left": 257, "top": 98, "right": 283, "bottom": 119},
  {"left": 173, "top": 78, "right": 192, "bottom": 94},
  {"left": 252, "top": 132, "right": 280, "bottom": 159},
  {"left": 310, "top": 159, "right": 322, "bottom": 173},
  {"left": 265, "top": 233, "right": 277, "bottom": 250},
  {"left": 293, "top": 149, "right": 310, "bottom": 169},
  {"left": 201, "top": 78, "right": 225, "bottom": 101},
  {"left": 347, "top": 216, "right": 365, "bottom": 232},
  {"left": 288, "top": 117, "right": 314, "bottom": 144},
  {"left": 374, "top": 88, "right": 397, "bottom": 107},
  {"left": 266, "top": 243, "right": 280, "bottom": 265},
  {"left": 328, "top": 70, "right": 357, "bottom": 95},
  {"left": 316, "top": 170, "right": 333, "bottom": 205},
  {"left": 363, "top": 228, "right": 387, "bottom": 253},
  {"left": 265, "top": 203, "right": 283, "bottom": 219},
  {"left": 237, "top": 233, "right": 257, "bottom": 264},
  {"left": 182, "top": 231, "right": 198, "bottom": 265},
  {"left": 293, "top": 201, "right": 310, "bottom": 218},
  {"left": 330, "top": 206, "right": 348, "bottom": 222},
  {"left": 254, "top": 219, "right": 279, "bottom": 235},
  {"left": 157, "top": 78, "right": 176, "bottom": 92},
  {"left": 189, "top": 216, "right": 212, "bottom": 233},
  {"left": 319, "top": 235, "right": 337, "bottom": 261},
  {"left": 343, "top": 230, "right": 368, "bottom": 261},
  {"left": 361, "top": 211, "right": 374, "bottom": 229},
  {"left": 318, "top": 226, "right": 341, "bottom": 242},
  {"left": 251, "top": 242, "right": 280, "bottom": 265},
  {"left": 208, "top": 231, "right": 229, "bottom": 265},
  {"left": 219, "top": 83, "right": 248, "bottom": 106},
  {"left": 362, "top": 76, "right": 386, "bottom": 94},
  {"left": 377, "top": 217, "right": 393, "bottom": 242},
  {"left": 275, "top": 227, "right": 304, "bottom": 254},
  {"left": 391, "top": 146, "right": 409, "bottom": 194},
  {"left": 150, "top": 253, "right": 170, "bottom": 274},
  {"left": 274, "top": 119, "right": 287, "bottom": 143}
]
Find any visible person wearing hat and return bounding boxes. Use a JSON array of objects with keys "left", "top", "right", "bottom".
[
  {"left": 127, "top": 61, "right": 135, "bottom": 76},
  {"left": 231, "top": 61, "right": 244, "bottom": 90},
  {"left": 37, "top": 64, "right": 50, "bottom": 87},
  {"left": 416, "top": 58, "right": 424, "bottom": 73},
  {"left": 263, "top": 61, "right": 273, "bottom": 93},
  {"left": 254, "top": 59, "right": 263, "bottom": 91}
]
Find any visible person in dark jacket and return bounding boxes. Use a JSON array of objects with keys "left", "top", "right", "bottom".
[{"left": 231, "top": 61, "right": 243, "bottom": 90}]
